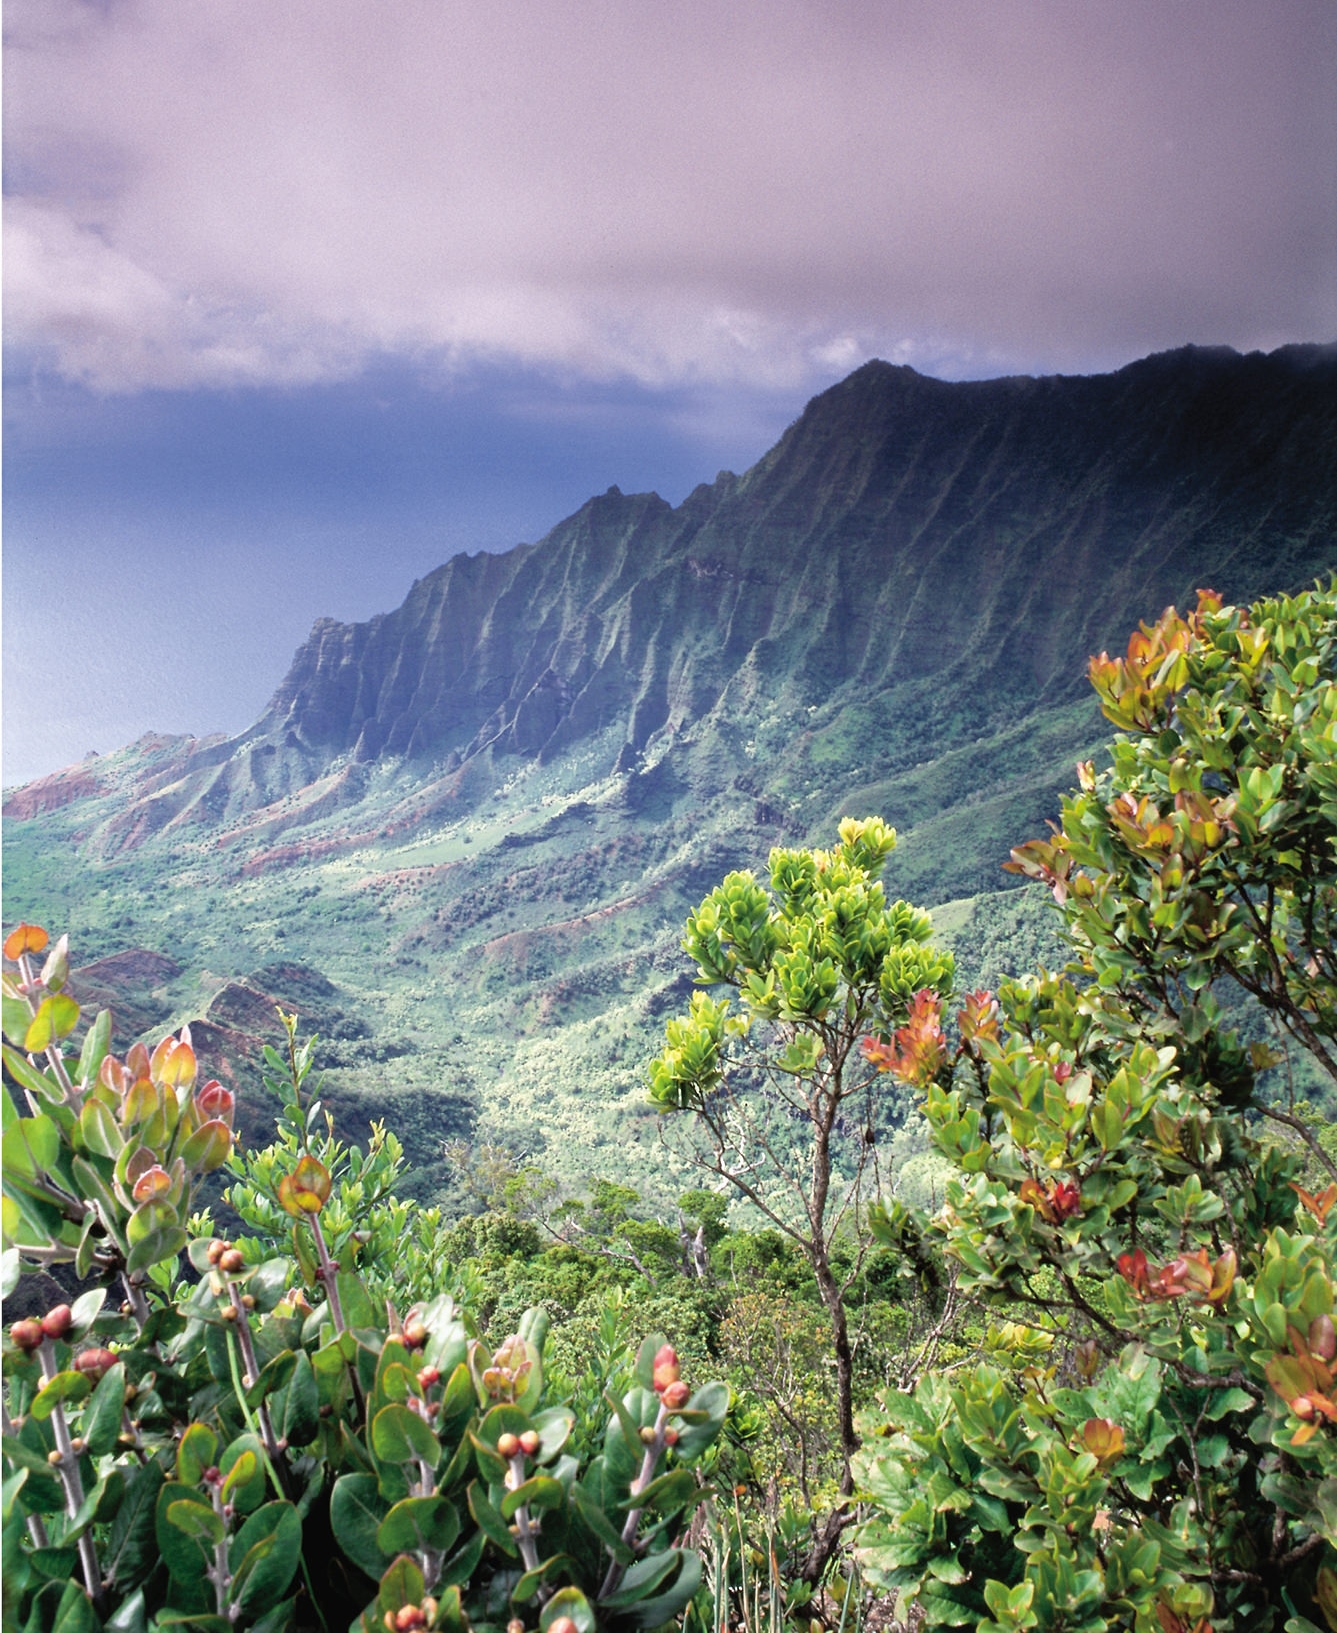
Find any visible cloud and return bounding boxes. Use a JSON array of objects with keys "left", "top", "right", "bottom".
[{"left": 6, "top": 0, "right": 1335, "bottom": 392}]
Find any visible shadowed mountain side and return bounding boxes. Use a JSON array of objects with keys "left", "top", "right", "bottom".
[{"left": 18, "top": 342, "right": 1331, "bottom": 858}]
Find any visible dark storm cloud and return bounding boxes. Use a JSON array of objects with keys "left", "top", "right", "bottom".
[{"left": 7, "top": 0, "right": 1334, "bottom": 392}]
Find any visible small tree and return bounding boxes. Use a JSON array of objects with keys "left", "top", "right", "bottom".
[
  {"left": 855, "top": 583, "right": 1337, "bottom": 1632},
  {"left": 648, "top": 816, "right": 954, "bottom": 1572}
]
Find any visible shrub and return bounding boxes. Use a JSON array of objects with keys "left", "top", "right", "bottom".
[
  {"left": 2, "top": 938, "right": 729, "bottom": 1632},
  {"left": 854, "top": 584, "right": 1337, "bottom": 1632}
]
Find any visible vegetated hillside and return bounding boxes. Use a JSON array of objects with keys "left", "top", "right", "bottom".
[{"left": 6, "top": 343, "right": 1336, "bottom": 1203}]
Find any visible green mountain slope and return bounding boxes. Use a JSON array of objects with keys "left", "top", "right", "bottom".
[{"left": 6, "top": 343, "right": 1335, "bottom": 1202}]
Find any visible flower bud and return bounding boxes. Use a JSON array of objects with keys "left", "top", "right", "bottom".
[
  {"left": 41, "top": 1305, "right": 73, "bottom": 1341},
  {"left": 241, "top": 1294, "right": 256, "bottom": 1309},
  {"left": 664, "top": 1427, "right": 679, "bottom": 1446},
  {"left": 1293, "top": 1395, "right": 1316, "bottom": 1421},
  {"left": 418, "top": 1366, "right": 441, "bottom": 1389},
  {"left": 497, "top": 1432, "right": 521, "bottom": 1458},
  {"left": 550, "top": 1618, "right": 579, "bottom": 1633},
  {"left": 1310, "top": 1314, "right": 1336, "bottom": 1363},
  {"left": 73, "top": 1347, "right": 118, "bottom": 1382},
  {"left": 507, "top": 1620, "right": 524, "bottom": 1633},
  {"left": 48, "top": 1449, "right": 63, "bottom": 1465},
  {"left": 385, "top": 1616, "right": 397, "bottom": 1632},
  {"left": 219, "top": 1249, "right": 245, "bottom": 1274},
  {"left": 519, "top": 1429, "right": 540, "bottom": 1456},
  {"left": 652, "top": 1344, "right": 680, "bottom": 1393},
  {"left": 220, "top": 1305, "right": 238, "bottom": 1322},
  {"left": 69, "top": 1436, "right": 86, "bottom": 1455},
  {"left": 662, "top": 1380, "right": 691, "bottom": 1410},
  {"left": 421, "top": 1601, "right": 437, "bottom": 1624},
  {"left": 9, "top": 1319, "right": 44, "bottom": 1353},
  {"left": 640, "top": 1425, "right": 656, "bottom": 1444},
  {"left": 207, "top": 1239, "right": 228, "bottom": 1265},
  {"left": 404, "top": 1321, "right": 429, "bottom": 1349}
]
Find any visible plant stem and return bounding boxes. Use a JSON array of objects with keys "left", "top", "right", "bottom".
[
  {"left": 600, "top": 1400, "right": 668, "bottom": 1599},
  {"left": 37, "top": 1338, "right": 102, "bottom": 1610},
  {"left": 309, "top": 1216, "right": 346, "bottom": 1335}
]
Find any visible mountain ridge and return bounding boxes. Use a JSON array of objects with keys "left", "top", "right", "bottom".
[
  {"left": 5, "top": 342, "right": 1335, "bottom": 1200},
  {"left": 12, "top": 342, "right": 1332, "bottom": 860}
]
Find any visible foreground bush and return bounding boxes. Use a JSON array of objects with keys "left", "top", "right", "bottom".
[
  {"left": 1, "top": 942, "right": 728, "bottom": 1633},
  {"left": 854, "top": 584, "right": 1337, "bottom": 1631}
]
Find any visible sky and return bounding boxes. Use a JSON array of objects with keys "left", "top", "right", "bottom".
[{"left": 5, "top": 0, "right": 1336, "bottom": 786}]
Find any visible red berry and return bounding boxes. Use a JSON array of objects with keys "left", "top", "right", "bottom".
[
  {"left": 9, "top": 1319, "right": 44, "bottom": 1353},
  {"left": 72, "top": 1347, "right": 118, "bottom": 1382},
  {"left": 652, "top": 1343, "right": 680, "bottom": 1393},
  {"left": 41, "top": 1305, "right": 73, "bottom": 1341}
]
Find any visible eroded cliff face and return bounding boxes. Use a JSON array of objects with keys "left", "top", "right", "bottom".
[{"left": 12, "top": 343, "right": 1337, "bottom": 862}]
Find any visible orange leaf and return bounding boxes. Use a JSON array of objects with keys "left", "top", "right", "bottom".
[{"left": 3, "top": 923, "right": 49, "bottom": 961}]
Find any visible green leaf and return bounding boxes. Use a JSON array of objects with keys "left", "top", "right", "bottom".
[
  {"left": 218, "top": 1434, "right": 266, "bottom": 1515},
  {"left": 335, "top": 1269, "right": 378, "bottom": 1330},
  {"left": 105, "top": 1463, "right": 164, "bottom": 1589},
  {"left": 541, "top": 1587, "right": 596, "bottom": 1633},
  {"left": 50, "top": 1579, "right": 100, "bottom": 1633},
  {"left": 179, "top": 1120, "right": 231, "bottom": 1174},
  {"left": 76, "top": 1012, "right": 113, "bottom": 1091},
  {"left": 571, "top": 1482, "right": 635, "bottom": 1565},
  {"left": 25, "top": 994, "right": 80, "bottom": 1052},
  {"left": 435, "top": 1529, "right": 486, "bottom": 1591},
  {"left": 1, "top": 1044, "right": 62, "bottom": 1105},
  {"left": 167, "top": 1496, "right": 224, "bottom": 1544},
  {"left": 220, "top": 1450, "right": 258, "bottom": 1505},
  {"left": 370, "top": 1403, "right": 440, "bottom": 1468},
  {"left": 501, "top": 1474, "right": 565, "bottom": 1520},
  {"left": 69, "top": 1287, "right": 107, "bottom": 1335},
  {"left": 82, "top": 1362, "right": 127, "bottom": 1459},
  {"left": 77, "top": 1098, "right": 121, "bottom": 1161},
  {"left": 30, "top": 1370, "right": 92, "bottom": 1421},
  {"left": 230, "top": 1501, "right": 302, "bottom": 1615},
  {"left": 329, "top": 1473, "right": 391, "bottom": 1582},
  {"left": 672, "top": 1381, "right": 729, "bottom": 1458},
  {"left": 2, "top": 995, "right": 33, "bottom": 1048},
  {"left": 467, "top": 1480, "right": 519, "bottom": 1556},
  {"left": 2, "top": 1115, "right": 59, "bottom": 1181},
  {"left": 155, "top": 1481, "right": 214, "bottom": 1587},
  {"left": 600, "top": 1548, "right": 680, "bottom": 1609},
  {"left": 273, "top": 1350, "right": 320, "bottom": 1448},
  {"left": 619, "top": 1552, "right": 702, "bottom": 1628},
  {"left": 375, "top": 1495, "right": 460, "bottom": 1556},
  {"left": 124, "top": 1222, "right": 187, "bottom": 1276},
  {"left": 377, "top": 1553, "right": 425, "bottom": 1614},
  {"left": 628, "top": 1466, "right": 695, "bottom": 1514},
  {"left": 514, "top": 1554, "right": 573, "bottom": 1604},
  {"left": 177, "top": 1423, "right": 220, "bottom": 1488}
]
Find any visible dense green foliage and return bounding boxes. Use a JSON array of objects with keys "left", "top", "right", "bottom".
[
  {"left": 1, "top": 969, "right": 730, "bottom": 1633},
  {"left": 854, "top": 583, "right": 1337, "bottom": 1631}
]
